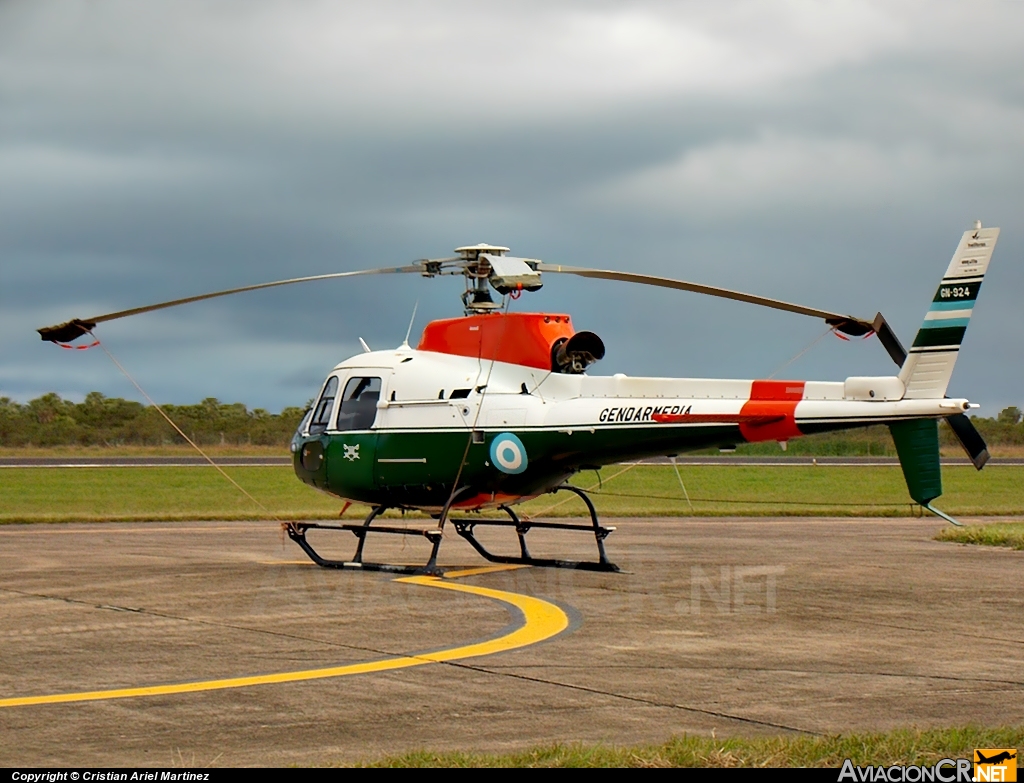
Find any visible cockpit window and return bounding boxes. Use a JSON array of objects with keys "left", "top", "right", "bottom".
[
  {"left": 336, "top": 376, "right": 381, "bottom": 431},
  {"left": 308, "top": 376, "right": 339, "bottom": 435},
  {"left": 296, "top": 407, "right": 313, "bottom": 436},
  {"left": 290, "top": 407, "right": 314, "bottom": 452}
]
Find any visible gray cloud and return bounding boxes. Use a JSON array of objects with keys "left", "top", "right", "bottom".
[{"left": 2, "top": 1, "right": 1022, "bottom": 415}]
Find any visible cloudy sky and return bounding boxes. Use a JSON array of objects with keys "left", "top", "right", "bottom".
[{"left": 2, "top": 1, "right": 1022, "bottom": 414}]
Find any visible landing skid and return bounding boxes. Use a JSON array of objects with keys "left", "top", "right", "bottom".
[
  {"left": 285, "top": 506, "right": 443, "bottom": 575},
  {"left": 287, "top": 484, "right": 619, "bottom": 573},
  {"left": 451, "top": 485, "right": 620, "bottom": 572}
]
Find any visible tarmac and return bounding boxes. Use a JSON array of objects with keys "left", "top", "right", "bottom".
[{"left": 0, "top": 516, "right": 1021, "bottom": 767}]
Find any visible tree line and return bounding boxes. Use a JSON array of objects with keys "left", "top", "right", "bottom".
[
  {"left": 0, "top": 393, "right": 307, "bottom": 447},
  {"left": 1, "top": 392, "right": 1022, "bottom": 451}
]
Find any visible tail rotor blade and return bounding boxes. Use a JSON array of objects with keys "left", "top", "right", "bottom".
[
  {"left": 946, "top": 412, "right": 990, "bottom": 470},
  {"left": 868, "top": 315, "right": 987, "bottom": 469},
  {"left": 871, "top": 312, "right": 908, "bottom": 367}
]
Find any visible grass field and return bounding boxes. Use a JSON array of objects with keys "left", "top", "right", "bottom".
[
  {"left": 936, "top": 522, "right": 1024, "bottom": 550},
  {"left": 362, "top": 726, "right": 1024, "bottom": 767},
  {"left": 2, "top": 463, "right": 1023, "bottom": 523}
]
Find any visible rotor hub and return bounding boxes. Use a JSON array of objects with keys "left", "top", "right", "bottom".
[
  {"left": 455, "top": 243, "right": 509, "bottom": 261},
  {"left": 456, "top": 244, "right": 510, "bottom": 314}
]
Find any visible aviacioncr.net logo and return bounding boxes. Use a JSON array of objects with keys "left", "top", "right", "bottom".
[{"left": 838, "top": 758, "right": 973, "bottom": 782}]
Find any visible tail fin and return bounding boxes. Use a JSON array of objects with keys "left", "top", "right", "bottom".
[
  {"left": 889, "top": 419, "right": 942, "bottom": 506},
  {"left": 889, "top": 418, "right": 963, "bottom": 526},
  {"left": 899, "top": 223, "right": 999, "bottom": 398}
]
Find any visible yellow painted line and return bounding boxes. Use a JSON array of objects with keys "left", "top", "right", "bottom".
[
  {"left": 443, "top": 565, "right": 528, "bottom": 579},
  {"left": 0, "top": 574, "right": 568, "bottom": 709}
]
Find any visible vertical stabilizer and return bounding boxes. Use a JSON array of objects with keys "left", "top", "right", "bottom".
[
  {"left": 889, "top": 419, "right": 943, "bottom": 506},
  {"left": 899, "top": 224, "right": 998, "bottom": 398},
  {"left": 889, "top": 418, "right": 963, "bottom": 526}
]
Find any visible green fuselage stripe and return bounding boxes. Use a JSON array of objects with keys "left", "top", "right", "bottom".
[{"left": 292, "top": 416, "right": 877, "bottom": 508}]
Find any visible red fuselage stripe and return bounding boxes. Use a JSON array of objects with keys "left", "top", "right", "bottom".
[
  {"left": 738, "top": 380, "right": 805, "bottom": 442},
  {"left": 651, "top": 413, "right": 784, "bottom": 425}
]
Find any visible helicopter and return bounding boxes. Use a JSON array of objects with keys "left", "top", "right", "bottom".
[{"left": 38, "top": 223, "right": 999, "bottom": 574}]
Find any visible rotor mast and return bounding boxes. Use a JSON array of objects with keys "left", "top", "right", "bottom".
[{"left": 455, "top": 243, "right": 509, "bottom": 314}]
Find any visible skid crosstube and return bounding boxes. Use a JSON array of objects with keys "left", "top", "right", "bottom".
[
  {"left": 285, "top": 506, "right": 442, "bottom": 575},
  {"left": 450, "top": 485, "right": 620, "bottom": 572}
]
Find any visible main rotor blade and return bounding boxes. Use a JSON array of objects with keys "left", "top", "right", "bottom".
[
  {"left": 535, "top": 263, "right": 875, "bottom": 336},
  {"left": 37, "top": 264, "right": 424, "bottom": 342}
]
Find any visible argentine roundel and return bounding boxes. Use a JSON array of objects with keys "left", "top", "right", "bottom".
[{"left": 490, "top": 432, "right": 528, "bottom": 474}]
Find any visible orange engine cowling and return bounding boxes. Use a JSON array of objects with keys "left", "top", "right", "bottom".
[{"left": 417, "top": 312, "right": 576, "bottom": 370}]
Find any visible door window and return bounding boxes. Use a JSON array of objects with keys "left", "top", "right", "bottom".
[{"left": 336, "top": 376, "right": 382, "bottom": 431}]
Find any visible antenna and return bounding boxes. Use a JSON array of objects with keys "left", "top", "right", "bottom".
[
  {"left": 358, "top": 337, "right": 371, "bottom": 353},
  {"left": 401, "top": 300, "right": 419, "bottom": 348}
]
